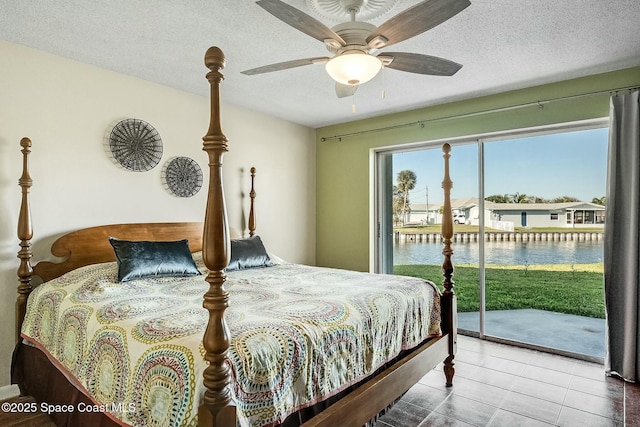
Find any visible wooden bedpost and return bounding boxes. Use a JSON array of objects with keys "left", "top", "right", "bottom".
[
  {"left": 440, "top": 143, "right": 457, "bottom": 387},
  {"left": 200, "top": 46, "right": 236, "bottom": 427},
  {"left": 248, "top": 167, "right": 256, "bottom": 237},
  {"left": 16, "top": 137, "right": 34, "bottom": 343}
]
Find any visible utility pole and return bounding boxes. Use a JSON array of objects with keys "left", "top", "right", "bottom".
[{"left": 425, "top": 184, "right": 429, "bottom": 224}]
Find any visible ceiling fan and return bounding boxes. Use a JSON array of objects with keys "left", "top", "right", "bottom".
[{"left": 241, "top": 0, "right": 471, "bottom": 98}]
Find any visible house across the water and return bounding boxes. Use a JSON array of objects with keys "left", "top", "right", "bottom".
[{"left": 408, "top": 198, "right": 605, "bottom": 229}]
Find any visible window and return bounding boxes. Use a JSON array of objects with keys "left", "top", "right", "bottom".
[
  {"left": 550, "top": 213, "right": 559, "bottom": 220},
  {"left": 585, "top": 211, "right": 595, "bottom": 224},
  {"left": 574, "top": 211, "right": 584, "bottom": 224}
]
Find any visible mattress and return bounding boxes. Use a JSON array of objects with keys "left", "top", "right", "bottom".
[{"left": 19, "top": 254, "right": 441, "bottom": 427}]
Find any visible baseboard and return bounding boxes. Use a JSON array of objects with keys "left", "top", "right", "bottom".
[{"left": 0, "top": 384, "right": 19, "bottom": 401}]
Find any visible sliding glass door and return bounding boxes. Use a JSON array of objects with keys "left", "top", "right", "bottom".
[{"left": 374, "top": 121, "right": 608, "bottom": 359}]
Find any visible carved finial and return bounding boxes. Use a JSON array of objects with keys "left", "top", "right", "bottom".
[
  {"left": 19, "top": 138, "right": 33, "bottom": 187},
  {"left": 203, "top": 47, "right": 227, "bottom": 144},
  {"left": 204, "top": 46, "right": 226, "bottom": 72}
]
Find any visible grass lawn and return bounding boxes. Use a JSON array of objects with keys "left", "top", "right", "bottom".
[{"left": 393, "top": 263, "right": 606, "bottom": 319}]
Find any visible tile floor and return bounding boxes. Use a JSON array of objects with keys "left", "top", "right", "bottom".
[{"left": 376, "top": 335, "right": 639, "bottom": 426}]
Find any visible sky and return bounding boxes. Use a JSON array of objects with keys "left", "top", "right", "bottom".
[{"left": 392, "top": 127, "right": 608, "bottom": 206}]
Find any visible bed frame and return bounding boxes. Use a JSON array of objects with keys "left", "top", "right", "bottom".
[{"left": 15, "top": 46, "right": 456, "bottom": 427}]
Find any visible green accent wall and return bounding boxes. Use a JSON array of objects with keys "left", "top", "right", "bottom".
[{"left": 316, "top": 66, "right": 640, "bottom": 272}]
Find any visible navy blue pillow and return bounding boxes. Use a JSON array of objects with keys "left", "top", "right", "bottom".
[
  {"left": 109, "top": 237, "right": 201, "bottom": 282},
  {"left": 227, "top": 235, "right": 272, "bottom": 271}
]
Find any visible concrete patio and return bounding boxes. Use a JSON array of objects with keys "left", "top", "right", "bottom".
[{"left": 458, "top": 309, "right": 606, "bottom": 360}]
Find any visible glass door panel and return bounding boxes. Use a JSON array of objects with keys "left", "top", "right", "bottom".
[
  {"left": 482, "top": 128, "right": 607, "bottom": 357},
  {"left": 389, "top": 143, "right": 480, "bottom": 332}
]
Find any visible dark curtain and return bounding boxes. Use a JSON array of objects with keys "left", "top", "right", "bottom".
[{"left": 605, "top": 89, "right": 640, "bottom": 382}]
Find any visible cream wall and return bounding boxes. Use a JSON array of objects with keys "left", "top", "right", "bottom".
[
  {"left": 0, "top": 40, "right": 316, "bottom": 387},
  {"left": 315, "top": 66, "right": 640, "bottom": 272}
]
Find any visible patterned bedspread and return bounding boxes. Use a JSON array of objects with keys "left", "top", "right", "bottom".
[{"left": 20, "top": 254, "right": 441, "bottom": 427}]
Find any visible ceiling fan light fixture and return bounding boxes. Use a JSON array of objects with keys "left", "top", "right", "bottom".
[{"left": 325, "top": 51, "right": 382, "bottom": 86}]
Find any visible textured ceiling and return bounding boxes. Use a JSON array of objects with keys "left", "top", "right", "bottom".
[{"left": 1, "top": 0, "right": 639, "bottom": 128}]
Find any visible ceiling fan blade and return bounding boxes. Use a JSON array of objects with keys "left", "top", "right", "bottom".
[
  {"left": 335, "top": 83, "right": 358, "bottom": 98},
  {"left": 241, "top": 57, "right": 329, "bottom": 75},
  {"left": 379, "top": 52, "right": 462, "bottom": 76},
  {"left": 256, "top": 0, "right": 345, "bottom": 46},
  {"left": 367, "top": 0, "right": 470, "bottom": 49}
]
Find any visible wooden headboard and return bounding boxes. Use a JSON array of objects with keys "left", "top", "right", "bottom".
[{"left": 32, "top": 222, "right": 204, "bottom": 283}]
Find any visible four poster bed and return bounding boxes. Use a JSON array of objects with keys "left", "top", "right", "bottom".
[{"left": 12, "top": 46, "right": 457, "bottom": 427}]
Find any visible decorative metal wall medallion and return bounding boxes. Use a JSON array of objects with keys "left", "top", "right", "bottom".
[
  {"left": 162, "top": 157, "right": 203, "bottom": 197},
  {"left": 109, "top": 119, "right": 163, "bottom": 171}
]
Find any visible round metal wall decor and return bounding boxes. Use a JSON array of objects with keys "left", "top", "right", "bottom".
[
  {"left": 162, "top": 157, "right": 203, "bottom": 197},
  {"left": 108, "top": 119, "right": 163, "bottom": 171}
]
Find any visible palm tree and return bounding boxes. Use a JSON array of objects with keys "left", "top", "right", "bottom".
[
  {"left": 392, "top": 185, "right": 404, "bottom": 225},
  {"left": 396, "top": 170, "right": 417, "bottom": 225},
  {"left": 511, "top": 192, "right": 530, "bottom": 203},
  {"left": 592, "top": 196, "right": 606, "bottom": 206}
]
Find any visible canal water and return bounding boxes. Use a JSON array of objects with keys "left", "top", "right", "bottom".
[{"left": 393, "top": 239, "right": 604, "bottom": 265}]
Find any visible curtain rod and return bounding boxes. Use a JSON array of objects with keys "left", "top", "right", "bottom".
[{"left": 320, "top": 84, "right": 640, "bottom": 142}]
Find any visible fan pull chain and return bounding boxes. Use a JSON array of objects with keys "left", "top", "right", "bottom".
[
  {"left": 381, "top": 66, "right": 386, "bottom": 99},
  {"left": 352, "top": 89, "right": 357, "bottom": 113}
]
